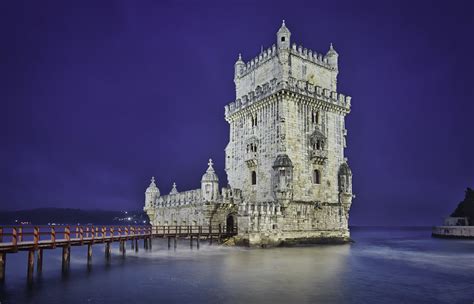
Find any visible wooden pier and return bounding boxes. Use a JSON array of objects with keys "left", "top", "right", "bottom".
[{"left": 0, "top": 224, "right": 236, "bottom": 282}]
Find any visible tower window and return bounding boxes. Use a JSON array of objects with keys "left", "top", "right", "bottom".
[
  {"left": 251, "top": 171, "right": 257, "bottom": 185},
  {"left": 312, "top": 111, "right": 319, "bottom": 124},
  {"left": 250, "top": 115, "right": 258, "bottom": 127},
  {"left": 313, "top": 170, "right": 320, "bottom": 184},
  {"left": 281, "top": 37, "right": 285, "bottom": 42}
]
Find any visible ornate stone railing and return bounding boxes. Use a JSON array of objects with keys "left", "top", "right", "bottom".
[
  {"left": 239, "top": 202, "right": 282, "bottom": 216},
  {"left": 310, "top": 149, "right": 328, "bottom": 163},
  {"left": 225, "top": 79, "right": 351, "bottom": 118},
  {"left": 152, "top": 189, "right": 203, "bottom": 208}
]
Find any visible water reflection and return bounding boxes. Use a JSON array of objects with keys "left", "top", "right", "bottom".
[
  {"left": 218, "top": 245, "right": 351, "bottom": 303},
  {"left": 0, "top": 228, "right": 473, "bottom": 304}
]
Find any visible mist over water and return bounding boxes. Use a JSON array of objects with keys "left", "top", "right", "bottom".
[{"left": 0, "top": 227, "right": 473, "bottom": 304}]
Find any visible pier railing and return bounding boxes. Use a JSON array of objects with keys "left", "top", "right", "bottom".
[{"left": 0, "top": 224, "right": 237, "bottom": 282}]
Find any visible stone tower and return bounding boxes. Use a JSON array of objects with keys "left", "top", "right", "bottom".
[
  {"left": 224, "top": 21, "right": 354, "bottom": 245},
  {"left": 144, "top": 21, "right": 354, "bottom": 247}
]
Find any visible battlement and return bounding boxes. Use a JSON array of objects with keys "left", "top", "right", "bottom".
[
  {"left": 237, "top": 42, "right": 334, "bottom": 79},
  {"left": 238, "top": 45, "right": 278, "bottom": 77},
  {"left": 152, "top": 189, "right": 203, "bottom": 208},
  {"left": 289, "top": 43, "right": 335, "bottom": 70},
  {"left": 225, "top": 77, "right": 351, "bottom": 119}
]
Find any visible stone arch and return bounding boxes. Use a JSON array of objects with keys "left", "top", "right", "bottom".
[{"left": 226, "top": 213, "right": 237, "bottom": 233}]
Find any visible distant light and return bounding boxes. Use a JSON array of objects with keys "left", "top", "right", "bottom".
[
  {"left": 143, "top": 220, "right": 146, "bottom": 224},
  {"left": 128, "top": 217, "right": 131, "bottom": 221},
  {"left": 125, "top": 211, "right": 128, "bottom": 214}
]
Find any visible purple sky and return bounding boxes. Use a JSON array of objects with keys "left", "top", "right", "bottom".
[{"left": 1, "top": 0, "right": 473, "bottom": 225}]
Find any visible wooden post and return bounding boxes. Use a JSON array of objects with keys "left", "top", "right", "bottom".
[
  {"left": 18, "top": 227, "right": 23, "bottom": 243},
  {"left": 12, "top": 227, "right": 18, "bottom": 251},
  {"left": 135, "top": 238, "right": 138, "bottom": 252},
  {"left": 197, "top": 226, "right": 201, "bottom": 250},
  {"left": 37, "top": 249, "right": 43, "bottom": 273},
  {"left": 131, "top": 239, "right": 135, "bottom": 250},
  {"left": 27, "top": 249, "right": 34, "bottom": 280},
  {"left": 0, "top": 227, "right": 3, "bottom": 243},
  {"left": 173, "top": 237, "right": 177, "bottom": 250},
  {"left": 51, "top": 227, "right": 56, "bottom": 248},
  {"left": 87, "top": 243, "right": 93, "bottom": 263},
  {"left": 122, "top": 240, "right": 126, "bottom": 256},
  {"left": 209, "top": 225, "right": 213, "bottom": 245},
  {"left": 168, "top": 237, "right": 171, "bottom": 249},
  {"left": 65, "top": 226, "right": 71, "bottom": 243},
  {"left": 105, "top": 242, "right": 111, "bottom": 260},
  {"left": 144, "top": 238, "right": 148, "bottom": 250},
  {"left": 190, "top": 235, "right": 193, "bottom": 248},
  {"left": 148, "top": 237, "right": 152, "bottom": 250},
  {"left": 62, "top": 246, "right": 70, "bottom": 272},
  {"left": 0, "top": 252, "right": 6, "bottom": 282},
  {"left": 33, "top": 227, "right": 39, "bottom": 249},
  {"left": 218, "top": 224, "right": 222, "bottom": 244},
  {"left": 80, "top": 226, "right": 84, "bottom": 245}
]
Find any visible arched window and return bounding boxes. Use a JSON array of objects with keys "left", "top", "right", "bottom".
[
  {"left": 312, "top": 111, "right": 319, "bottom": 124},
  {"left": 313, "top": 170, "right": 320, "bottom": 184},
  {"left": 251, "top": 171, "right": 257, "bottom": 185}
]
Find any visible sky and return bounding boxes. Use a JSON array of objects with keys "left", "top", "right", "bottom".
[{"left": 1, "top": 0, "right": 473, "bottom": 226}]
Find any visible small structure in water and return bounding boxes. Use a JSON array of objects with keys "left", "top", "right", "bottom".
[{"left": 432, "top": 187, "right": 474, "bottom": 238}]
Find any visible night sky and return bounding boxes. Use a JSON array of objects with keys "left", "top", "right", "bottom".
[{"left": 1, "top": 0, "right": 473, "bottom": 226}]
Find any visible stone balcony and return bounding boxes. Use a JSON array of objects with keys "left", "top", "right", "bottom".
[
  {"left": 245, "top": 152, "right": 258, "bottom": 167},
  {"left": 310, "top": 149, "right": 328, "bottom": 164}
]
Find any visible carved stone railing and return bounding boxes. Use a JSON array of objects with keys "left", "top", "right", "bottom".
[{"left": 310, "top": 149, "right": 328, "bottom": 164}]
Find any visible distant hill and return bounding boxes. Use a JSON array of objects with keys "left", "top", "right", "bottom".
[
  {"left": 0, "top": 208, "right": 149, "bottom": 225},
  {"left": 451, "top": 188, "right": 474, "bottom": 225}
]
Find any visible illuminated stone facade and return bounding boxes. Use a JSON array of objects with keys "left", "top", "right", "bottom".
[{"left": 144, "top": 21, "right": 354, "bottom": 246}]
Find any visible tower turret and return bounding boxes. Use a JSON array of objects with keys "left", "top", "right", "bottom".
[
  {"left": 234, "top": 53, "right": 245, "bottom": 80},
  {"left": 325, "top": 43, "right": 339, "bottom": 68},
  {"left": 144, "top": 176, "right": 160, "bottom": 209},
  {"left": 277, "top": 20, "right": 291, "bottom": 50},
  {"left": 201, "top": 158, "right": 219, "bottom": 201}
]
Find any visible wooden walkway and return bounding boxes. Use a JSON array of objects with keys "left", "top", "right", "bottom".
[{"left": 0, "top": 224, "right": 237, "bottom": 282}]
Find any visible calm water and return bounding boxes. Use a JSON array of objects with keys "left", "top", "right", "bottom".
[{"left": 0, "top": 227, "right": 473, "bottom": 304}]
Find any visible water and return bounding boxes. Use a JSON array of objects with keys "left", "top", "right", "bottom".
[{"left": 0, "top": 227, "right": 473, "bottom": 304}]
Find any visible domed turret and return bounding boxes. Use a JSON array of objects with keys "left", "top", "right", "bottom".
[
  {"left": 145, "top": 176, "right": 160, "bottom": 209},
  {"left": 201, "top": 159, "right": 219, "bottom": 201},
  {"left": 338, "top": 162, "right": 353, "bottom": 193},
  {"left": 277, "top": 20, "right": 291, "bottom": 50},
  {"left": 234, "top": 53, "right": 245, "bottom": 80},
  {"left": 325, "top": 43, "right": 338, "bottom": 68}
]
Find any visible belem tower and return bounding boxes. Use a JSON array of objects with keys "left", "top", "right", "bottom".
[{"left": 144, "top": 21, "right": 354, "bottom": 246}]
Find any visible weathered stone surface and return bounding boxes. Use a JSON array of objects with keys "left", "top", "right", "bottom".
[{"left": 144, "top": 21, "right": 354, "bottom": 247}]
